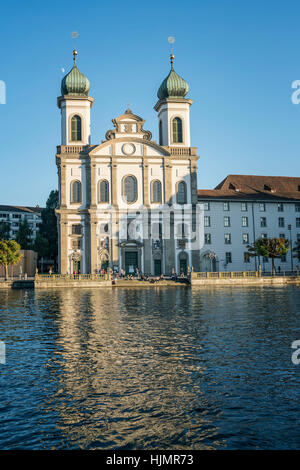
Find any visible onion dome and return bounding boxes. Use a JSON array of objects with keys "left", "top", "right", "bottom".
[
  {"left": 61, "top": 50, "right": 90, "bottom": 96},
  {"left": 157, "top": 54, "right": 189, "bottom": 100}
]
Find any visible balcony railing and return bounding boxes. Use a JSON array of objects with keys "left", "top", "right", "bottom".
[{"left": 35, "top": 273, "right": 109, "bottom": 281}]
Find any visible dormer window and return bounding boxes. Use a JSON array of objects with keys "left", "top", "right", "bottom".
[{"left": 264, "top": 184, "right": 276, "bottom": 193}]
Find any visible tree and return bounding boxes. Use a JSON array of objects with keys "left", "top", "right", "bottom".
[
  {"left": 247, "top": 237, "right": 290, "bottom": 272},
  {"left": 15, "top": 219, "right": 33, "bottom": 249},
  {"left": 33, "top": 233, "right": 49, "bottom": 273},
  {"left": 0, "top": 240, "right": 22, "bottom": 280},
  {"left": 38, "top": 190, "right": 58, "bottom": 269},
  {"left": 0, "top": 221, "right": 10, "bottom": 240},
  {"left": 293, "top": 239, "right": 300, "bottom": 262}
]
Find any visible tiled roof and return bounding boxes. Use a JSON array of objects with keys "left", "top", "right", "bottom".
[
  {"left": 0, "top": 205, "right": 43, "bottom": 214},
  {"left": 198, "top": 175, "right": 300, "bottom": 201}
]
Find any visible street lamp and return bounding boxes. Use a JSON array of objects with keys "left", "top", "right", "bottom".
[{"left": 288, "top": 224, "right": 294, "bottom": 273}]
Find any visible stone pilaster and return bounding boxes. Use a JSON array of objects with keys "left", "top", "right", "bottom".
[
  {"left": 90, "top": 216, "right": 98, "bottom": 274},
  {"left": 60, "top": 216, "right": 69, "bottom": 274}
]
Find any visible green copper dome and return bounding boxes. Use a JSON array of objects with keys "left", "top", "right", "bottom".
[
  {"left": 61, "top": 50, "right": 90, "bottom": 96},
  {"left": 157, "top": 55, "right": 189, "bottom": 100}
]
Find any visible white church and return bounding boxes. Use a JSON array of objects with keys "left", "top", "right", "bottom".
[{"left": 55, "top": 50, "right": 300, "bottom": 275}]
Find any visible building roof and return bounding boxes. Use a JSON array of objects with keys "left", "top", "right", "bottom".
[
  {"left": 61, "top": 50, "right": 90, "bottom": 97},
  {"left": 157, "top": 55, "right": 189, "bottom": 100},
  {"left": 0, "top": 205, "right": 43, "bottom": 214},
  {"left": 198, "top": 175, "right": 300, "bottom": 201}
]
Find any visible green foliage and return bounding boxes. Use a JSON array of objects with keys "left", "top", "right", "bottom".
[
  {"left": 33, "top": 232, "right": 49, "bottom": 258},
  {"left": 0, "top": 240, "right": 22, "bottom": 279},
  {"left": 0, "top": 221, "right": 10, "bottom": 240},
  {"left": 293, "top": 240, "right": 300, "bottom": 261},
  {"left": 247, "top": 237, "right": 290, "bottom": 270},
  {"left": 38, "top": 190, "right": 58, "bottom": 267},
  {"left": 15, "top": 219, "right": 33, "bottom": 249}
]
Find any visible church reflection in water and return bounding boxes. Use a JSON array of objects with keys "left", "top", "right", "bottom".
[{"left": 35, "top": 288, "right": 222, "bottom": 449}]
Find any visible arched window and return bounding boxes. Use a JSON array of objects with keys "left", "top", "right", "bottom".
[
  {"left": 159, "top": 120, "right": 163, "bottom": 145},
  {"left": 98, "top": 180, "right": 109, "bottom": 203},
  {"left": 71, "top": 180, "right": 82, "bottom": 203},
  {"left": 123, "top": 175, "right": 137, "bottom": 203},
  {"left": 177, "top": 181, "right": 187, "bottom": 204},
  {"left": 172, "top": 117, "right": 183, "bottom": 143},
  {"left": 71, "top": 115, "right": 82, "bottom": 142},
  {"left": 151, "top": 180, "right": 162, "bottom": 203}
]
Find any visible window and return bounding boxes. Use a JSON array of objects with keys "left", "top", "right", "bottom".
[
  {"left": 259, "top": 203, "right": 266, "bottom": 212},
  {"left": 225, "top": 252, "right": 232, "bottom": 263},
  {"left": 263, "top": 256, "right": 269, "bottom": 263},
  {"left": 297, "top": 233, "right": 300, "bottom": 242},
  {"left": 12, "top": 214, "right": 21, "bottom": 219},
  {"left": 72, "top": 224, "right": 82, "bottom": 235},
  {"left": 224, "top": 216, "right": 230, "bottom": 227},
  {"left": 172, "top": 117, "right": 183, "bottom": 143},
  {"left": 261, "top": 233, "right": 268, "bottom": 239},
  {"left": 281, "top": 255, "right": 287, "bottom": 262},
  {"left": 278, "top": 203, "right": 284, "bottom": 212},
  {"left": 159, "top": 120, "right": 163, "bottom": 145},
  {"left": 260, "top": 217, "right": 267, "bottom": 227},
  {"left": 71, "top": 180, "right": 82, "bottom": 203},
  {"left": 151, "top": 180, "right": 162, "bottom": 203},
  {"left": 279, "top": 233, "right": 285, "bottom": 239},
  {"left": 223, "top": 202, "right": 230, "bottom": 211},
  {"left": 244, "top": 252, "right": 250, "bottom": 263},
  {"left": 296, "top": 203, "right": 300, "bottom": 212},
  {"left": 71, "top": 115, "right": 82, "bottom": 142},
  {"left": 278, "top": 217, "right": 285, "bottom": 228},
  {"left": 224, "top": 233, "right": 231, "bottom": 244},
  {"left": 296, "top": 218, "right": 300, "bottom": 228},
  {"left": 242, "top": 216, "right": 248, "bottom": 227},
  {"left": 241, "top": 202, "right": 248, "bottom": 211},
  {"left": 242, "top": 233, "right": 249, "bottom": 244},
  {"left": 204, "top": 233, "right": 211, "bottom": 244},
  {"left": 98, "top": 180, "right": 109, "bottom": 203},
  {"left": 204, "top": 202, "right": 210, "bottom": 211},
  {"left": 177, "top": 181, "right": 187, "bottom": 204},
  {"left": 123, "top": 175, "right": 137, "bottom": 203},
  {"left": 204, "top": 216, "right": 210, "bottom": 227},
  {"left": 0, "top": 213, "right": 8, "bottom": 218}
]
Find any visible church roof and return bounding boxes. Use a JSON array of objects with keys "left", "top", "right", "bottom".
[
  {"left": 157, "top": 55, "right": 189, "bottom": 100},
  {"left": 198, "top": 175, "right": 300, "bottom": 201},
  {"left": 61, "top": 50, "right": 90, "bottom": 96}
]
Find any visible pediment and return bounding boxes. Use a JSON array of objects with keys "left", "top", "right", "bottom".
[{"left": 89, "top": 138, "right": 170, "bottom": 157}]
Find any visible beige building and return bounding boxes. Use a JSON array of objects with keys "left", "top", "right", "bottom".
[{"left": 56, "top": 51, "right": 200, "bottom": 275}]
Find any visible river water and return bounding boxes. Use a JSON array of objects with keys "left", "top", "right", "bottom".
[{"left": 0, "top": 286, "right": 300, "bottom": 449}]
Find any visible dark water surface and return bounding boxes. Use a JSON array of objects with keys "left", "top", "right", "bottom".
[{"left": 0, "top": 286, "right": 300, "bottom": 449}]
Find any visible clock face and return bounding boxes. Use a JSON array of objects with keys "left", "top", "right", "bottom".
[{"left": 122, "top": 143, "right": 136, "bottom": 156}]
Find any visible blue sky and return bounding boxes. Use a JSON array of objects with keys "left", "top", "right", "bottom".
[{"left": 1, "top": 0, "right": 300, "bottom": 206}]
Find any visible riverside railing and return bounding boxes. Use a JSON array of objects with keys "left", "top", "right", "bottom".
[
  {"left": 35, "top": 273, "right": 110, "bottom": 281},
  {"left": 191, "top": 270, "right": 300, "bottom": 279}
]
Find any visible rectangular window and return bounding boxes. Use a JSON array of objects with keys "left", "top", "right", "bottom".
[
  {"left": 278, "top": 217, "right": 285, "bottom": 228},
  {"left": 204, "top": 233, "right": 211, "bottom": 244},
  {"left": 278, "top": 203, "right": 284, "bottom": 212},
  {"left": 297, "top": 234, "right": 300, "bottom": 241},
  {"left": 281, "top": 255, "right": 287, "bottom": 262},
  {"left": 12, "top": 214, "right": 21, "bottom": 219},
  {"left": 224, "top": 216, "right": 230, "bottom": 227},
  {"left": 259, "top": 203, "right": 266, "bottom": 212},
  {"left": 261, "top": 233, "right": 268, "bottom": 239},
  {"left": 242, "top": 233, "right": 249, "bottom": 244},
  {"left": 203, "top": 202, "right": 210, "bottom": 211},
  {"left": 296, "top": 218, "right": 300, "bottom": 228},
  {"left": 244, "top": 252, "right": 250, "bottom": 263},
  {"left": 260, "top": 217, "right": 267, "bottom": 227},
  {"left": 0, "top": 213, "right": 8, "bottom": 218},
  {"left": 279, "top": 233, "right": 285, "bottom": 239},
  {"left": 225, "top": 252, "right": 232, "bottom": 264},
  {"left": 224, "top": 233, "right": 231, "bottom": 244},
  {"left": 242, "top": 216, "right": 248, "bottom": 227},
  {"left": 296, "top": 203, "right": 300, "bottom": 212},
  {"left": 241, "top": 202, "right": 248, "bottom": 211},
  {"left": 223, "top": 202, "right": 230, "bottom": 211},
  {"left": 204, "top": 216, "right": 210, "bottom": 227}
]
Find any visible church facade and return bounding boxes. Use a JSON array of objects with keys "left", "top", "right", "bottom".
[{"left": 56, "top": 51, "right": 200, "bottom": 275}]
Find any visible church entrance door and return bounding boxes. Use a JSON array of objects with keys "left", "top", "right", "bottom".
[
  {"left": 73, "top": 260, "right": 81, "bottom": 274},
  {"left": 180, "top": 259, "right": 187, "bottom": 275},
  {"left": 125, "top": 251, "right": 138, "bottom": 275},
  {"left": 154, "top": 259, "right": 161, "bottom": 276}
]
